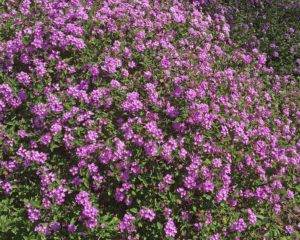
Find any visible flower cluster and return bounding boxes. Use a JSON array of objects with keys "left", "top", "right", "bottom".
[
  {"left": 230, "top": 218, "right": 247, "bottom": 233},
  {"left": 164, "top": 217, "right": 177, "bottom": 238},
  {"left": 117, "top": 214, "right": 136, "bottom": 234},
  {"left": 76, "top": 191, "right": 99, "bottom": 229},
  {"left": 139, "top": 208, "right": 156, "bottom": 222},
  {"left": 27, "top": 207, "right": 41, "bottom": 223}
]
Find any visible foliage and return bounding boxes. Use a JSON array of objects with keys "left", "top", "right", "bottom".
[
  {"left": 199, "top": 0, "right": 300, "bottom": 85},
  {"left": 0, "top": 0, "right": 300, "bottom": 239}
]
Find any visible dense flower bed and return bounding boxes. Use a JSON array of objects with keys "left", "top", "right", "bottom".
[
  {"left": 1, "top": 0, "right": 300, "bottom": 239},
  {"left": 196, "top": 0, "right": 300, "bottom": 79}
]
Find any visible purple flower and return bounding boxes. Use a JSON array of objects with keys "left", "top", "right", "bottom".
[
  {"left": 203, "top": 180, "right": 215, "bottom": 192},
  {"left": 178, "top": 148, "right": 187, "bottom": 159},
  {"left": 164, "top": 217, "right": 177, "bottom": 237},
  {"left": 70, "top": 166, "right": 78, "bottom": 175},
  {"left": 216, "top": 187, "right": 229, "bottom": 202},
  {"left": 184, "top": 176, "right": 197, "bottom": 189},
  {"left": 245, "top": 208, "right": 257, "bottom": 225},
  {"left": 122, "top": 92, "right": 143, "bottom": 114},
  {"left": 144, "top": 140, "right": 157, "bottom": 157},
  {"left": 136, "top": 42, "right": 145, "bottom": 52},
  {"left": 139, "top": 208, "right": 156, "bottom": 222},
  {"left": 252, "top": 48, "right": 258, "bottom": 54},
  {"left": 16, "top": 71, "right": 31, "bottom": 85},
  {"left": 125, "top": 196, "right": 133, "bottom": 206},
  {"left": 274, "top": 204, "right": 281, "bottom": 214},
  {"left": 28, "top": 208, "right": 41, "bottom": 223},
  {"left": 34, "top": 224, "right": 51, "bottom": 235},
  {"left": 117, "top": 214, "right": 136, "bottom": 234},
  {"left": 145, "top": 83, "right": 155, "bottom": 92},
  {"left": 212, "top": 158, "right": 222, "bottom": 168},
  {"left": 186, "top": 89, "right": 197, "bottom": 102},
  {"left": 20, "top": 53, "right": 31, "bottom": 64},
  {"left": 128, "top": 61, "right": 136, "bottom": 68},
  {"left": 18, "top": 130, "right": 29, "bottom": 138},
  {"left": 50, "top": 222, "right": 60, "bottom": 231},
  {"left": 68, "top": 224, "right": 77, "bottom": 233},
  {"left": 180, "top": 212, "right": 190, "bottom": 222},
  {"left": 144, "top": 71, "right": 151, "bottom": 80},
  {"left": 289, "top": 28, "right": 294, "bottom": 33},
  {"left": 87, "top": 163, "right": 98, "bottom": 175},
  {"left": 85, "top": 130, "right": 98, "bottom": 143},
  {"left": 177, "top": 188, "right": 187, "bottom": 198},
  {"left": 89, "top": 63, "right": 99, "bottom": 76},
  {"left": 41, "top": 134, "right": 51, "bottom": 145},
  {"left": 76, "top": 191, "right": 89, "bottom": 205},
  {"left": 211, "top": 233, "right": 222, "bottom": 240},
  {"left": 230, "top": 218, "right": 247, "bottom": 232},
  {"left": 110, "top": 79, "right": 121, "bottom": 89},
  {"left": 18, "top": 91, "right": 28, "bottom": 100},
  {"left": 158, "top": 182, "right": 167, "bottom": 193},
  {"left": 287, "top": 190, "right": 294, "bottom": 198},
  {"left": 194, "top": 222, "right": 202, "bottom": 231},
  {"left": 166, "top": 101, "right": 179, "bottom": 118},
  {"left": 286, "top": 225, "right": 294, "bottom": 234},
  {"left": 50, "top": 123, "right": 62, "bottom": 136},
  {"left": 163, "top": 174, "right": 172, "bottom": 184}
]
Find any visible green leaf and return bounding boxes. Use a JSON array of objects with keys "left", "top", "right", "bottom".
[
  {"left": 169, "top": 192, "right": 175, "bottom": 201},
  {"left": 50, "top": 142, "right": 59, "bottom": 152},
  {"left": 138, "top": 175, "right": 148, "bottom": 187},
  {"left": 106, "top": 138, "right": 112, "bottom": 146},
  {"left": 70, "top": 217, "right": 76, "bottom": 225},
  {"left": 157, "top": 222, "right": 163, "bottom": 230},
  {"left": 56, "top": 179, "right": 62, "bottom": 185},
  {"left": 84, "top": 180, "right": 89, "bottom": 188},
  {"left": 130, "top": 208, "right": 138, "bottom": 213},
  {"left": 257, "top": 215, "right": 264, "bottom": 220},
  {"left": 155, "top": 198, "right": 159, "bottom": 208}
]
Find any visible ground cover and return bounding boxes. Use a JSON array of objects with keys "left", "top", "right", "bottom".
[
  {"left": 196, "top": 0, "right": 300, "bottom": 82},
  {"left": 0, "top": 0, "right": 300, "bottom": 239}
]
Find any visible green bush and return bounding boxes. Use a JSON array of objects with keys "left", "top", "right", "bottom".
[{"left": 201, "top": 0, "right": 300, "bottom": 84}]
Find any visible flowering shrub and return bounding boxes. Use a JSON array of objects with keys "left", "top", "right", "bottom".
[
  {"left": 1, "top": 0, "right": 300, "bottom": 239},
  {"left": 198, "top": 0, "right": 300, "bottom": 83}
]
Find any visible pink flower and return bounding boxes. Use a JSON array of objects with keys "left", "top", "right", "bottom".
[
  {"left": 41, "top": 134, "right": 51, "bottom": 145},
  {"left": 164, "top": 217, "right": 177, "bottom": 237},
  {"left": 178, "top": 148, "right": 187, "bottom": 159},
  {"left": 286, "top": 226, "right": 294, "bottom": 234},
  {"left": 252, "top": 48, "right": 258, "bottom": 54},
  {"left": 68, "top": 225, "right": 77, "bottom": 233},
  {"left": 212, "top": 158, "right": 222, "bottom": 168},
  {"left": 287, "top": 190, "right": 294, "bottom": 198},
  {"left": 194, "top": 222, "right": 202, "bottom": 231},
  {"left": 203, "top": 180, "right": 214, "bottom": 192},
  {"left": 128, "top": 61, "right": 136, "bottom": 68},
  {"left": 230, "top": 218, "right": 247, "bottom": 232}
]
